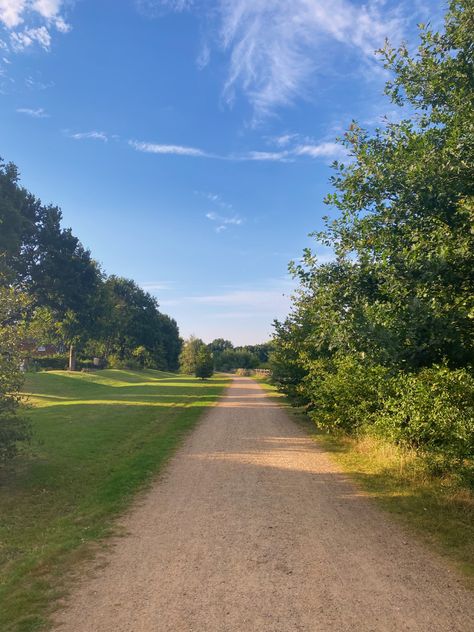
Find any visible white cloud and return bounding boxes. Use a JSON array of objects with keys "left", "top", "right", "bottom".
[
  {"left": 0, "top": 0, "right": 70, "bottom": 52},
  {"left": 294, "top": 141, "right": 347, "bottom": 161},
  {"left": 17, "top": 106, "right": 48, "bottom": 117},
  {"left": 25, "top": 75, "right": 54, "bottom": 90},
  {"left": 31, "top": 0, "right": 62, "bottom": 20},
  {"left": 130, "top": 136, "right": 346, "bottom": 163},
  {"left": 270, "top": 133, "right": 299, "bottom": 147},
  {"left": 0, "top": 0, "right": 27, "bottom": 28},
  {"left": 218, "top": 0, "right": 408, "bottom": 119},
  {"left": 189, "top": 289, "right": 285, "bottom": 307},
  {"left": 206, "top": 210, "right": 243, "bottom": 233},
  {"left": 140, "top": 281, "right": 173, "bottom": 291},
  {"left": 146, "top": 0, "right": 424, "bottom": 120},
  {"left": 69, "top": 130, "right": 108, "bottom": 142},
  {"left": 129, "top": 140, "right": 210, "bottom": 157},
  {"left": 196, "top": 191, "right": 233, "bottom": 210},
  {"left": 135, "top": 0, "right": 194, "bottom": 18},
  {"left": 244, "top": 150, "right": 291, "bottom": 162},
  {"left": 10, "top": 25, "right": 50, "bottom": 50}
]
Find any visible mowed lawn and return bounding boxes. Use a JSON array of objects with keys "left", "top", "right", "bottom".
[{"left": 0, "top": 369, "right": 229, "bottom": 632}]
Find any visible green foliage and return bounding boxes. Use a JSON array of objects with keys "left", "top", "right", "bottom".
[
  {"left": 374, "top": 366, "right": 474, "bottom": 472},
  {"left": 98, "top": 276, "right": 181, "bottom": 371},
  {"left": 305, "top": 355, "right": 391, "bottom": 433},
  {"left": 272, "top": 1, "right": 474, "bottom": 476},
  {"left": 208, "top": 339, "right": 271, "bottom": 371},
  {"left": 31, "top": 355, "right": 68, "bottom": 371},
  {"left": 195, "top": 347, "right": 214, "bottom": 379},
  {"left": 0, "top": 287, "right": 31, "bottom": 462},
  {"left": 214, "top": 348, "right": 259, "bottom": 372},
  {"left": 208, "top": 338, "right": 233, "bottom": 355},
  {"left": 0, "top": 160, "right": 182, "bottom": 373},
  {"left": 179, "top": 336, "right": 205, "bottom": 374}
]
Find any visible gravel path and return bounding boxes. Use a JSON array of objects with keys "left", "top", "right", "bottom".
[{"left": 53, "top": 377, "right": 473, "bottom": 632}]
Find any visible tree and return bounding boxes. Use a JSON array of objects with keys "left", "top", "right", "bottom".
[
  {"left": 214, "top": 348, "right": 259, "bottom": 372},
  {"left": 270, "top": 2, "right": 474, "bottom": 471},
  {"left": 0, "top": 160, "right": 40, "bottom": 284},
  {"left": 179, "top": 336, "right": 205, "bottom": 374},
  {"left": 0, "top": 287, "right": 30, "bottom": 462},
  {"left": 95, "top": 276, "right": 181, "bottom": 371},
  {"left": 276, "top": 0, "right": 473, "bottom": 375},
  {"left": 195, "top": 347, "right": 214, "bottom": 380}
]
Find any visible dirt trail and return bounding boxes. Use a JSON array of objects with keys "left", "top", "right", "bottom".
[{"left": 54, "top": 377, "right": 473, "bottom": 632}]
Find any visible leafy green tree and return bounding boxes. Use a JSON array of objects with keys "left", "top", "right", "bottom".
[
  {"left": 195, "top": 347, "right": 214, "bottom": 380},
  {"left": 0, "top": 160, "right": 40, "bottom": 284},
  {"left": 271, "top": 1, "right": 474, "bottom": 472},
  {"left": 98, "top": 276, "right": 181, "bottom": 370},
  {"left": 208, "top": 338, "right": 234, "bottom": 354},
  {"left": 278, "top": 0, "right": 473, "bottom": 373},
  {"left": 0, "top": 287, "right": 30, "bottom": 462},
  {"left": 179, "top": 336, "right": 205, "bottom": 374},
  {"left": 214, "top": 348, "right": 259, "bottom": 372}
]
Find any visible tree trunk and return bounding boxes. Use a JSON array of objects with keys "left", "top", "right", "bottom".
[{"left": 69, "top": 344, "right": 76, "bottom": 371}]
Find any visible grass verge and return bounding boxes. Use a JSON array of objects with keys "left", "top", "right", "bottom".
[
  {"left": 0, "top": 369, "right": 229, "bottom": 632},
  {"left": 253, "top": 376, "right": 474, "bottom": 588}
]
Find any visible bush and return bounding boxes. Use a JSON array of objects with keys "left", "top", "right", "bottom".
[
  {"left": 195, "top": 348, "right": 214, "bottom": 380},
  {"left": 304, "top": 355, "right": 392, "bottom": 433},
  {"left": 374, "top": 366, "right": 474, "bottom": 472},
  {"left": 107, "top": 354, "right": 140, "bottom": 370},
  {"left": 31, "top": 355, "right": 68, "bottom": 370}
]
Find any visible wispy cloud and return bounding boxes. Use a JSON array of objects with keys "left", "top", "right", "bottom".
[
  {"left": 206, "top": 210, "right": 243, "bottom": 233},
  {"left": 268, "top": 133, "right": 299, "bottom": 148},
  {"left": 188, "top": 289, "right": 287, "bottom": 307},
  {"left": 130, "top": 137, "right": 345, "bottom": 163},
  {"left": 216, "top": 0, "right": 405, "bottom": 120},
  {"left": 294, "top": 141, "right": 347, "bottom": 161},
  {"left": 17, "top": 106, "right": 48, "bottom": 118},
  {"left": 196, "top": 190, "right": 234, "bottom": 211},
  {"left": 129, "top": 140, "right": 211, "bottom": 157},
  {"left": 135, "top": 0, "right": 194, "bottom": 18},
  {"left": 69, "top": 130, "right": 109, "bottom": 142},
  {"left": 244, "top": 150, "right": 291, "bottom": 162},
  {"left": 142, "top": 1, "right": 430, "bottom": 121},
  {"left": 140, "top": 281, "right": 173, "bottom": 292},
  {"left": 0, "top": 0, "right": 71, "bottom": 52}
]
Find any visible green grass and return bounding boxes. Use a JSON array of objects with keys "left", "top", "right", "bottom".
[
  {"left": 0, "top": 369, "right": 229, "bottom": 632},
  {"left": 253, "top": 377, "right": 474, "bottom": 588}
]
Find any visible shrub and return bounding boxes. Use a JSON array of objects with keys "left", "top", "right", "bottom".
[
  {"left": 304, "top": 355, "right": 392, "bottom": 434},
  {"left": 31, "top": 355, "right": 68, "bottom": 370},
  {"left": 374, "top": 366, "right": 474, "bottom": 472},
  {"left": 107, "top": 354, "right": 140, "bottom": 370},
  {"left": 195, "top": 348, "right": 214, "bottom": 380}
]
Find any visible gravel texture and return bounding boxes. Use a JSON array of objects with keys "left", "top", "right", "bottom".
[{"left": 53, "top": 377, "right": 473, "bottom": 632}]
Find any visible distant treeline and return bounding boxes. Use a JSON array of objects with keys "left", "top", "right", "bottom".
[{"left": 179, "top": 336, "right": 272, "bottom": 375}]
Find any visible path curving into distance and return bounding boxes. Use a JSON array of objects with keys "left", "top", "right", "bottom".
[{"left": 54, "top": 377, "right": 473, "bottom": 632}]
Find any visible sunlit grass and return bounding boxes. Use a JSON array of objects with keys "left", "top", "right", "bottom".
[{"left": 0, "top": 369, "right": 229, "bottom": 632}]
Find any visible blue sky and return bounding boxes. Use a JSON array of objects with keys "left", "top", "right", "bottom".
[{"left": 0, "top": 0, "right": 444, "bottom": 344}]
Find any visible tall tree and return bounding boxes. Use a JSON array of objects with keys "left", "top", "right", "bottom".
[
  {"left": 278, "top": 0, "right": 474, "bottom": 375},
  {"left": 0, "top": 287, "right": 30, "bottom": 461},
  {"left": 179, "top": 336, "right": 205, "bottom": 374}
]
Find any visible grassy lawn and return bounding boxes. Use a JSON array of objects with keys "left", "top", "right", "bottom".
[
  {"left": 0, "top": 369, "right": 229, "bottom": 632},
  {"left": 253, "top": 376, "right": 474, "bottom": 588}
]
